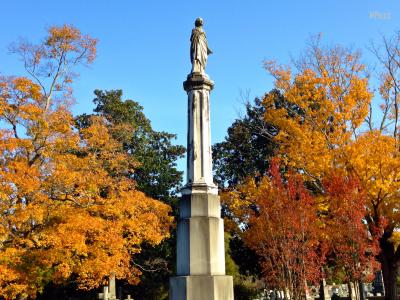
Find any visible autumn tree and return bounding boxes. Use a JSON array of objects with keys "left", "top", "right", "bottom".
[
  {"left": 10, "top": 24, "right": 97, "bottom": 111},
  {"left": 233, "top": 161, "right": 323, "bottom": 300},
  {"left": 368, "top": 33, "right": 400, "bottom": 299},
  {"left": 0, "top": 26, "right": 173, "bottom": 300},
  {"left": 344, "top": 131, "right": 400, "bottom": 299},
  {"left": 322, "top": 173, "right": 381, "bottom": 300},
  {"left": 262, "top": 34, "right": 399, "bottom": 299},
  {"left": 76, "top": 89, "right": 185, "bottom": 299},
  {"left": 223, "top": 163, "right": 379, "bottom": 300},
  {"left": 369, "top": 32, "right": 400, "bottom": 142}
]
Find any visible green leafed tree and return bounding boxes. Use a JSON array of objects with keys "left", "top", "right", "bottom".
[{"left": 212, "top": 91, "right": 279, "bottom": 189}]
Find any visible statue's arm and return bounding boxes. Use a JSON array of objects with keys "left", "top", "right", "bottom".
[{"left": 203, "top": 32, "right": 212, "bottom": 55}]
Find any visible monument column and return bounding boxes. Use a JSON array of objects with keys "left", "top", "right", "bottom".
[
  {"left": 183, "top": 73, "right": 217, "bottom": 195},
  {"left": 169, "top": 18, "right": 234, "bottom": 300}
]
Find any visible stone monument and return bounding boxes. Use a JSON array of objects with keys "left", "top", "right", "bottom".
[
  {"left": 169, "top": 18, "right": 234, "bottom": 300},
  {"left": 98, "top": 273, "right": 117, "bottom": 300}
]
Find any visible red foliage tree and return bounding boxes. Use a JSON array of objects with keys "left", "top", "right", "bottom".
[
  {"left": 242, "top": 161, "right": 324, "bottom": 300},
  {"left": 322, "top": 173, "right": 382, "bottom": 298},
  {"left": 229, "top": 161, "right": 382, "bottom": 300}
]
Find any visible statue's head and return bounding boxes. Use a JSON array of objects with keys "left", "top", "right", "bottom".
[{"left": 195, "top": 17, "right": 203, "bottom": 27}]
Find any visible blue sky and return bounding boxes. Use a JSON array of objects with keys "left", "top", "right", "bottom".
[{"left": 0, "top": 0, "right": 399, "bottom": 174}]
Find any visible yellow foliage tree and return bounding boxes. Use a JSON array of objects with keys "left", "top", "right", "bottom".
[
  {"left": 0, "top": 26, "right": 173, "bottom": 300},
  {"left": 261, "top": 35, "right": 400, "bottom": 299}
]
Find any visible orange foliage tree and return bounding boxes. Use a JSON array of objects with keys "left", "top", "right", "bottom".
[
  {"left": 262, "top": 35, "right": 397, "bottom": 298},
  {"left": 10, "top": 24, "right": 97, "bottom": 111},
  {"left": 0, "top": 26, "right": 173, "bottom": 300}
]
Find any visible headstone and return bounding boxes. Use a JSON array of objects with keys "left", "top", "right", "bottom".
[
  {"left": 98, "top": 286, "right": 109, "bottom": 300},
  {"left": 269, "top": 290, "right": 276, "bottom": 300},
  {"left": 98, "top": 274, "right": 117, "bottom": 300},
  {"left": 372, "top": 270, "right": 385, "bottom": 296},
  {"left": 359, "top": 281, "right": 366, "bottom": 300},
  {"left": 319, "top": 279, "right": 330, "bottom": 300},
  {"left": 108, "top": 273, "right": 117, "bottom": 300},
  {"left": 169, "top": 18, "right": 234, "bottom": 300}
]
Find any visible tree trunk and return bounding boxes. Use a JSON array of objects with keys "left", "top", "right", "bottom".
[
  {"left": 379, "top": 231, "right": 400, "bottom": 300},
  {"left": 348, "top": 282, "right": 358, "bottom": 300},
  {"left": 381, "top": 258, "right": 397, "bottom": 300}
]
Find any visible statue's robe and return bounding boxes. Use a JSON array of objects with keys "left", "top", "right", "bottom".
[{"left": 190, "top": 27, "right": 211, "bottom": 74}]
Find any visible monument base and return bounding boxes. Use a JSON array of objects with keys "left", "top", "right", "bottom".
[{"left": 170, "top": 275, "right": 234, "bottom": 300}]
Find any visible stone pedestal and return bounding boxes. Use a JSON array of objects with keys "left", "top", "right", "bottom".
[
  {"left": 170, "top": 275, "right": 233, "bottom": 300},
  {"left": 169, "top": 73, "right": 233, "bottom": 299},
  {"left": 170, "top": 190, "right": 234, "bottom": 300},
  {"left": 176, "top": 193, "right": 225, "bottom": 276}
]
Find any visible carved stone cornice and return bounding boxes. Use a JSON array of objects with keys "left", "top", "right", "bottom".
[{"left": 183, "top": 73, "right": 214, "bottom": 91}]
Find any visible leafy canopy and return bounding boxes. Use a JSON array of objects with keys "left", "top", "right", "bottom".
[{"left": 0, "top": 26, "right": 173, "bottom": 300}]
